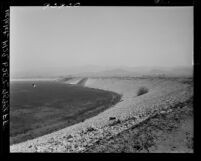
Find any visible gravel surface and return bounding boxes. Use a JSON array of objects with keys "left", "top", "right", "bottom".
[{"left": 84, "top": 97, "right": 193, "bottom": 153}]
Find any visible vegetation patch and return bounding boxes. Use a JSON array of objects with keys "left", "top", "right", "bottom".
[{"left": 137, "top": 87, "right": 149, "bottom": 96}]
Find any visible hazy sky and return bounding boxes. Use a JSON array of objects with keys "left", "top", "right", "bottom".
[{"left": 10, "top": 7, "right": 193, "bottom": 77}]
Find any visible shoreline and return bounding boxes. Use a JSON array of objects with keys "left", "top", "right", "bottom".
[{"left": 10, "top": 79, "right": 121, "bottom": 145}]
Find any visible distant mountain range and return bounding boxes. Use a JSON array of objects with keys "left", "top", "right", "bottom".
[
  {"left": 11, "top": 65, "right": 193, "bottom": 79},
  {"left": 65, "top": 66, "right": 193, "bottom": 78}
]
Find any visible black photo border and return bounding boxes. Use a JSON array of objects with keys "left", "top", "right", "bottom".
[{"left": 0, "top": 0, "right": 200, "bottom": 160}]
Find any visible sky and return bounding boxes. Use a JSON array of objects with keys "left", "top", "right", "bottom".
[{"left": 10, "top": 7, "right": 193, "bottom": 78}]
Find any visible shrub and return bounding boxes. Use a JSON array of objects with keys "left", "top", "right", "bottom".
[{"left": 137, "top": 87, "right": 149, "bottom": 96}]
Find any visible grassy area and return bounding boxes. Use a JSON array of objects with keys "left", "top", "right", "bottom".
[{"left": 10, "top": 81, "right": 121, "bottom": 145}]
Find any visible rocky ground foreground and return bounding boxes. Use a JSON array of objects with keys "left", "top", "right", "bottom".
[
  {"left": 10, "top": 77, "right": 193, "bottom": 153},
  {"left": 84, "top": 96, "right": 193, "bottom": 153}
]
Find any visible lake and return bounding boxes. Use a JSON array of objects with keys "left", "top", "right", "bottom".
[{"left": 10, "top": 80, "right": 121, "bottom": 145}]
